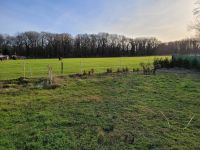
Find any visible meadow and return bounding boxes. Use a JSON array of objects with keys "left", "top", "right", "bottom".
[
  {"left": 0, "top": 72, "right": 200, "bottom": 149},
  {"left": 0, "top": 56, "right": 170, "bottom": 80}
]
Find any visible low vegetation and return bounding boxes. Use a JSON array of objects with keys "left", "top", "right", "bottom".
[
  {"left": 0, "top": 56, "right": 170, "bottom": 80},
  {"left": 153, "top": 55, "right": 200, "bottom": 71},
  {"left": 0, "top": 71, "right": 200, "bottom": 149}
]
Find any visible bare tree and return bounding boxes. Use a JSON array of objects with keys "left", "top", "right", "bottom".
[
  {"left": 2, "top": 31, "right": 196, "bottom": 57},
  {"left": 0, "top": 34, "right": 4, "bottom": 54},
  {"left": 192, "top": 0, "right": 200, "bottom": 36}
]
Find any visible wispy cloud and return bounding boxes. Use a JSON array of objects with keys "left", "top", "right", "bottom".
[{"left": 0, "top": 0, "right": 196, "bottom": 41}]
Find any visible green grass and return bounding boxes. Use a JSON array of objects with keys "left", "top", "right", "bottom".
[
  {"left": 0, "top": 72, "right": 200, "bottom": 149},
  {"left": 0, "top": 56, "right": 170, "bottom": 80}
]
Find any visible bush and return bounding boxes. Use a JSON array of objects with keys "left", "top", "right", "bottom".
[
  {"left": 182, "top": 59, "right": 191, "bottom": 69},
  {"left": 153, "top": 59, "right": 161, "bottom": 70},
  {"left": 172, "top": 56, "right": 200, "bottom": 70},
  {"left": 153, "top": 56, "right": 200, "bottom": 70},
  {"left": 198, "top": 63, "right": 200, "bottom": 71},
  {"left": 153, "top": 58, "right": 172, "bottom": 69},
  {"left": 191, "top": 58, "right": 198, "bottom": 69},
  {"left": 176, "top": 57, "right": 184, "bottom": 68},
  {"left": 140, "top": 63, "right": 154, "bottom": 75},
  {"left": 163, "top": 58, "right": 171, "bottom": 68}
]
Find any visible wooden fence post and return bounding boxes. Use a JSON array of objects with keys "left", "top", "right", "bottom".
[
  {"left": 23, "top": 61, "right": 26, "bottom": 79},
  {"left": 80, "top": 59, "right": 82, "bottom": 74},
  {"left": 61, "top": 61, "right": 64, "bottom": 74},
  {"left": 48, "top": 65, "right": 53, "bottom": 85},
  {"left": 30, "top": 68, "right": 32, "bottom": 78}
]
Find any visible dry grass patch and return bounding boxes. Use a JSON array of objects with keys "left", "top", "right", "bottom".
[{"left": 84, "top": 95, "right": 102, "bottom": 102}]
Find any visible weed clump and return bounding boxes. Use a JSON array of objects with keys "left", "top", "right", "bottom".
[
  {"left": 88, "top": 71, "right": 91, "bottom": 76},
  {"left": 117, "top": 68, "right": 122, "bottom": 73},
  {"left": 140, "top": 63, "right": 154, "bottom": 75},
  {"left": 83, "top": 70, "right": 87, "bottom": 76},
  {"left": 133, "top": 68, "right": 140, "bottom": 74},
  {"left": 91, "top": 68, "right": 95, "bottom": 74},
  {"left": 88, "top": 69, "right": 95, "bottom": 76},
  {"left": 36, "top": 77, "right": 61, "bottom": 89},
  {"left": 97, "top": 129, "right": 105, "bottom": 145},
  {"left": 122, "top": 67, "right": 129, "bottom": 73},
  {"left": 123, "top": 133, "right": 135, "bottom": 144},
  {"left": 17, "top": 77, "right": 29, "bottom": 84},
  {"left": 117, "top": 67, "right": 129, "bottom": 73},
  {"left": 106, "top": 68, "right": 113, "bottom": 73},
  {"left": 82, "top": 69, "right": 95, "bottom": 76}
]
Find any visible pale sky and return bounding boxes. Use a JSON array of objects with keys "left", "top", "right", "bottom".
[{"left": 0, "top": 0, "right": 197, "bottom": 42}]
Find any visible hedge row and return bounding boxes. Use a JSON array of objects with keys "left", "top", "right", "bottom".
[{"left": 154, "top": 55, "right": 200, "bottom": 70}]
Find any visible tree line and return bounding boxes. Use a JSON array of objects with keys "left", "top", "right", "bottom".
[
  {"left": 155, "top": 38, "right": 200, "bottom": 55},
  {"left": 0, "top": 31, "right": 200, "bottom": 58}
]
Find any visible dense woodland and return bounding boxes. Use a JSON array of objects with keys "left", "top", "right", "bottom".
[{"left": 0, "top": 32, "right": 200, "bottom": 58}]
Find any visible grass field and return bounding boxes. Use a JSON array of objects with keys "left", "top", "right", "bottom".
[
  {"left": 0, "top": 56, "right": 170, "bottom": 80},
  {"left": 0, "top": 72, "right": 200, "bottom": 149}
]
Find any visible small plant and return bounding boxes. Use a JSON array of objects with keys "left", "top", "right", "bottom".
[
  {"left": 97, "top": 129, "right": 105, "bottom": 145},
  {"left": 133, "top": 68, "right": 140, "bottom": 74},
  {"left": 91, "top": 69, "right": 94, "bottom": 74},
  {"left": 106, "top": 68, "right": 109, "bottom": 73},
  {"left": 83, "top": 70, "right": 87, "bottom": 76},
  {"left": 153, "top": 59, "right": 159, "bottom": 70},
  {"left": 87, "top": 69, "right": 95, "bottom": 76},
  {"left": 140, "top": 63, "right": 154, "bottom": 75},
  {"left": 106, "top": 68, "right": 112, "bottom": 73},
  {"left": 110, "top": 68, "right": 113, "bottom": 73},
  {"left": 125, "top": 67, "right": 129, "bottom": 72},
  {"left": 123, "top": 133, "right": 135, "bottom": 144},
  {"left": 122, "top": 67, "right": 129, "bottom": 73},
  {"left": 88, "top": 71, "right": 91, "bottom": 76},
  {"left": 117, "top": 68, "right": 122, "bottom": 73}
]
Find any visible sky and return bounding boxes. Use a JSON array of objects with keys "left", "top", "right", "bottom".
[{"left": 0, "top": 0, "right": 197, "bottom": 42}]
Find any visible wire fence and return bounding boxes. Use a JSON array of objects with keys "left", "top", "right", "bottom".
[
  {"left": 0, "top": 56, "right": 166, "bottom": 80},
  {"left": 0, "top": 56, "right": 196, "bottom": 131}
]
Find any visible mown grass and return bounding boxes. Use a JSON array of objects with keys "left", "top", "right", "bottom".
[
  {"left": 0, "top": 56, "right": 170, "bottom": 80},
  {"left": 0, "top": 71, "right": 200, "bottom": 149}
]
